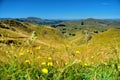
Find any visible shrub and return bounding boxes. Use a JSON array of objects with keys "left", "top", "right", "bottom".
[
  {"left": 81, "top": 21, "right": 84, "bottom": 25},
  {"left": 72, "top": 33, "right": 76, "bottom": 36},
  {"left": 62, "top": 28, "right": 66, "bottom": 30},
  {"left": 74, "top": 28, "right": 78, "bottom": 29},
  {"left": 94, "top": 30, "right": 98, "bottom": 33},
  {"left": 62, "top": 31, "right": 66, "bottom": 34}
]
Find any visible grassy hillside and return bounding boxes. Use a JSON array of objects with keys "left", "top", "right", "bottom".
[
  {"left": 54, "top": 18, "right": 120, "bottom": 38},
  {"left": 0, "top": 20, "right": 68, "bottom": 45},
  {"left": 0, "top": 19, "right": 120, "bottom": 80},
  {"left": 75, "top": 28, "right": 120, "bottom": 63},
  {"left": 0, "top": 20, "right": 70, "bottom": 59}
]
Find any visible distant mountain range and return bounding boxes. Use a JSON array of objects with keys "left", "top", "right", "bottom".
[
  {"left": 0, "top": 17, "right": 69, "bottom": 25},
  {"left": 102, "top": 18, "right": 120, "bottom": 21},
  {"left": 1, "top": 17, "right": 120, "bottom": 25}
]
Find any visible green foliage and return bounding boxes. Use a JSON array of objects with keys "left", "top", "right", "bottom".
[
  {"left": 69, "top": 33, "right": 76, "bottom": 36},
  {"left": 0, "top": 59, "right": 120, "bottom": 80},
  {"left": 31, "top": 31, "right": 37, "bottom": 40},
  {"left": 81, "top": 21, "right": 84, "bottom": 25},
  {"left": 94, "top": 30, "right": 98, "bottom": 33},
  {"left": 71, "top": 33, "right": 76, "bottom": 36},
  {"left": 62, "top": 31, "right": 66, "bottom": 34}
]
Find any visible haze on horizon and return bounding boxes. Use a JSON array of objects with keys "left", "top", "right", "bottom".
[{"left": 0, "top": 0, "right": 120, "bottom": 19}]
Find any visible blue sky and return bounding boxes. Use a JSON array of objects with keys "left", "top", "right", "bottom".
[{"left": 0, "top": 0, "right": 120, "bottom": 19}]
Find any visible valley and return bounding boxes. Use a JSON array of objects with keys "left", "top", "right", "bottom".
[{"left": 0, "top": 18, "right": 120, "bottom": 80}]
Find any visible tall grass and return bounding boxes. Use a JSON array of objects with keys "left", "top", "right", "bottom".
[
  {"left": 0, "top": 57, "right": 120, "bottom": 80},
  {"left": 0, "top": 28, "right": 120, "bottom": 80},
  {"left": 0, "top": 43, "right": 120, "bottom": 80}
]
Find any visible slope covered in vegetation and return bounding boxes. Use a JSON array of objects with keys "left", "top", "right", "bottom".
[
  {"left": 54, "top": 18, "right": 120, "bottom": 38},
  {"left": 0, "top": 19, "right": 120, "bottom": 80}
]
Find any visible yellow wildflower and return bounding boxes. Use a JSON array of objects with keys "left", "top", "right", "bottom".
[
  {"left": 42, "top": 68, "right": 48, "bottom": 74},
  {"left": 48, "top": 57, "right": 52, "bottom": 60},
  {"left": 118, "top": 64, "right": 120, "bottom": 69},
  {"left": 35, "top": 46, "right": 41, "bottom": 50},
  {"left": 27, "top": 50, "right": 30, "bottom": 53},
  {"left": 26, "top": 50, "right": 33, "bottom": 54},
  {"left": 25, "top": 60, "right": 30, "bottom": 64},
  {"left": 65, "top": 62, "right": 68, "bottom": 65},
  {"left": 41, "top": 62, "right": 46, "bottom": 65},
  {"left": 103, "top": 62, "right": 107, "bottom": 65},
  {"left": 76, "top": 50, "right": 80, "bottom": 54},
  {"left": 84, "top": 63, "right": 88, "bottom": 66},
  {"left": 19, "top": 52, "right": 24, "bottom": 56},
  {"left": 47, "top": 62, "right": 53, "bottom": 66},
  {"left": 78, "top": 60, "right": 82, "bottom": 63}
]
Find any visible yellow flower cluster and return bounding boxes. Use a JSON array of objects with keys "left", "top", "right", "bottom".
[
  {"left": 84, "top": 63, "right": 88, "bottom": 66},
  {"left": 48, "top": 57, "right": 52, "bottom": 60},
  {"left": 47, "top": 62, "right": 53, "bottom": 66},
  {"left": 19, "top": 52, "right": 24, "bottom": 56},
  {"left": 41, "top": 61, "right": 53, "bottom": 66},
  {"left": 27, "top": 50, "right": 30, "bottom": 53},
  {"left": 42, "top": 68, "right": 48, "bottom": 74},
  {"left": 26, "top": 49, "right": 33, "bottom": 54},
  {"left": 19, "top": 49, "right": 33, "bottom": 57},
  {"left": 76, "top": 50, "right": 80, "bottom": 54},
  {"left": 25, "top": 60, "right": 30, "bottom": 64},
  {"left": 41, "top": 62, "right": 46, "bottom": 65},
  {"left": 47, "top": 57, "right": 53, "bottom": 66},
  {"left": 40, "top": 57, "right": 53, "bottom": 74}
]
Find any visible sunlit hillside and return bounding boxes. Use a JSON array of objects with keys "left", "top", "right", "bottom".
[{"left": 0, "top": 19, "right": 120, "bottom": 80}]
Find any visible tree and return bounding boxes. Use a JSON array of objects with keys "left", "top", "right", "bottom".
[{"left": 81, "top": 21, "right": 84, "bottom": 25}]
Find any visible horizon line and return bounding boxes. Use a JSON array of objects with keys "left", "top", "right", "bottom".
[{"left": 0, "top": 17, "right": 120, "bottom": 20}]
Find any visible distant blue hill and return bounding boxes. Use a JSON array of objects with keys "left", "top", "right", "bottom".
[{"left": 0, "top": 17, "right": 69, "bottom": 25}]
